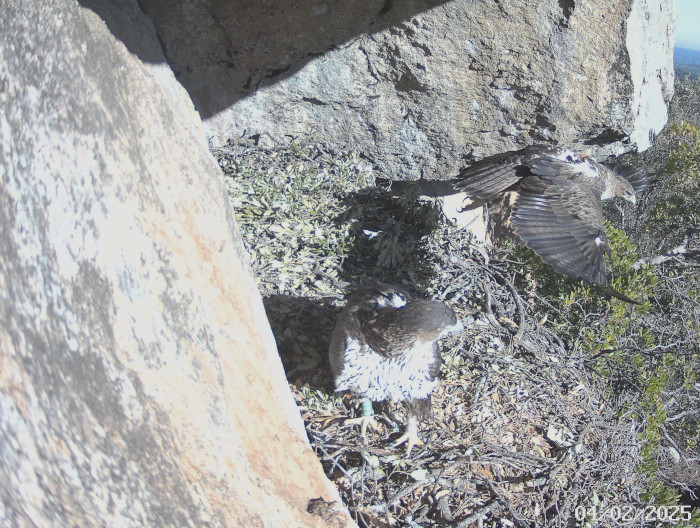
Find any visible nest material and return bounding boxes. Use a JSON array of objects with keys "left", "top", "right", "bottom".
[{"left": 214, "top": 141, "right": 647, "bottom": 528}]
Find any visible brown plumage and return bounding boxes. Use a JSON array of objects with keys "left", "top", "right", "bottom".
[
  {"left": 455, "top": 145, "right": 645, "bottom": 288},
  {"left": 328, "top": 283, "right": 462, "bottom": 455}
]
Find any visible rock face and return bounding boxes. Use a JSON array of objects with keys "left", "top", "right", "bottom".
[
  {"left": 140, "top": 0, "right": 675, "bottom": 179},
  {"left": 0, "top": 1, "right": 353, "bottom": 527}
]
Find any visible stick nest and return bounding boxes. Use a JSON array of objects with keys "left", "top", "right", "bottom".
[{"left": 214, "top": 141, "right": 647, "bottom": 528}]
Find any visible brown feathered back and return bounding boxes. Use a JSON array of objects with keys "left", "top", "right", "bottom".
[{"left": 454, "top": 145, "right": 642, "bottom": 287}]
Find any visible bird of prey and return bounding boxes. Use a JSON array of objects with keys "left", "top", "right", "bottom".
[
  {"left": 454, "top": 145, "right": 646, "bottom": 289},
  {"left": 328, "top": 283, "right": 463, "bottom": 455}
]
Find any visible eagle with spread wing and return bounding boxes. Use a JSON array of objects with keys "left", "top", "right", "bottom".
[
  {"left": 455, "top": 145, "right": 647, "bottom": 288},
  {"left": 329, "top": 283, "right": 463, "bottom": 455}
]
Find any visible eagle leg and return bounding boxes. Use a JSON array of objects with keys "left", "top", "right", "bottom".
[
  {"left": 344, "top": 399, "right": 379, "bottom": 442},
  {"left": 391, "top": 412, "right": 424, "bottom": 457},
  {"left": 392, "top": 398, "right": 431, "bottom": 456}
]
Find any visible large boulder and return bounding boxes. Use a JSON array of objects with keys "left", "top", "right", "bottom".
[
  {"left": 140, "top": 0, "right": 675, "bottom": 179},
  {"left": 0, "top": 1, "right": 353, "bottom": 526}
]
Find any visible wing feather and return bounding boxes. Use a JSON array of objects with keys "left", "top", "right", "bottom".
[
  {"left": 454, "top": 145, "right": 555, "bottom": 201},
  {"left": 616, "top": 166, "right": 649, "bottom": 193},
  {"left": 358, "top": 300, "right": 457, "bottom": 358},
  {"left": 512, "top": 177, "right": 608, "bottom": 286},
  {"left": 454, "top": 145, "right": 642, "bottom": 287}
]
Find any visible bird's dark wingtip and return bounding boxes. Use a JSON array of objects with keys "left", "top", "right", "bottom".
[
  {"left": 601, "top": 286, "right": 643, "bottom": 305},
  {"left": 615, "top": 165, "right": 650, "bottom": 193}
]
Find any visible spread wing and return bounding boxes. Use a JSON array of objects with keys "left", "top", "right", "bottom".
[
  {"left": 512, "top": 174, "right": 609, "bottom": 286},
  {"left": 454, "top": 146, "right": 549, "bottom": 201}
]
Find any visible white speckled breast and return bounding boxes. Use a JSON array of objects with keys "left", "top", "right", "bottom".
[{"left": 334, "top": 337, "right": 439, "bottom": 402}]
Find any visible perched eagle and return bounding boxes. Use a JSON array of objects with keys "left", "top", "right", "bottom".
[
  {"left": 329, "top": 283, "right": 463, "bottom": 455},
  {"left": 454, "top": 145, "right": 646, "bottom": 288}
]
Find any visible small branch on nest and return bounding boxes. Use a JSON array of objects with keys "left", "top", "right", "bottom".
[
  {"left": 437, "top": 494, "right": 456, "bottom": 522},
  {"left": 487, "top": 480, "right": 528, "bottom": 526},
  {"left": 387, "top": 479, "right": 431, "bottom": 507},
  {"left": 482, "top": 442, "right": 556, "bottom": 470},
  {"left": 471, "top": 244, "right": 491, "bottom": 267},
  {"left": 454, "top": 500, "right": 500, "bottom": 528},
  {"left": 482, "top": 279, "right": 503, "bottom": 330},
  {"left": 633, "top": 227, "right": 700, "bottom": 269},
  {"left": 472, "top": 373, "right": 489, "bottom": 408},
  {"left": 315, "top": 443, "right": 353, "bottom": 480},
  {"left": 661, "top": 424, "right": 688, "bottom": 465},
  {"left": 667, "top": 407, "right": 700, "bottom": 423},
  {"left": 576, "top": 340, "right": 692, "bottom": 362},
  {"left": 479, "top": 264, "right": 540, "bottom": 353},
  {"left": 492, "top": 269, "right": 528, "bottom": 344},
  {"left": 632, "top": 245, "right": 700, "bottom": 268}
]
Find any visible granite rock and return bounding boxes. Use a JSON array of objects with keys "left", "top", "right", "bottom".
[
  {"left": 141, "top": 0, "right": 675, "bottom": 178},
  {"left": 0, "top": 1, "right": 354, "bottom": 526}
]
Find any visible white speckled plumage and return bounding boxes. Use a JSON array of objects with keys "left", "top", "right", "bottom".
[{"left": 333, "top": 338, "right": 439, "bottom": 402}]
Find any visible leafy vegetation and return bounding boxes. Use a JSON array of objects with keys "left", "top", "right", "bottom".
[
  {"left": 219, "top": 144, "right": 452, "bottom": 298},
  {"left": 636, "top": 122, "right": 700, "bottom": 520},
  {"left": 650, "top": 122, "right": 700, "bottom": 243}
]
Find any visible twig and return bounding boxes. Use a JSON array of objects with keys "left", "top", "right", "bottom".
[
  {"left": 481, "top": 279, "right": 503, "bottom": 330},
  {"left": 487, "top": 480, "right": 528, "bottom": 526},
  {"left": 667, "top": 408, "right": 700, "bottom": 422},
  {"left": 387, "top": 479, "right": 432, "bottom": 506},
  {"left": 437, "top": 494, "right": 455, "bottom": 522},
  {"left": 454, "top": 500, "right": 500, "bottom": 528},
  {"left": 632, "top": 227, "right": 700, "bottom": 269},
  {"left": 496, "top": 269, "right": 527, "bottom": 344},
  {"left": 472, "top": 373, "right": 489, "bottom": 408}
]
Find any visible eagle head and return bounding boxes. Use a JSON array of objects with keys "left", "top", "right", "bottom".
[
  {"left": 601, "top": 167, "right": 637, "bottom": 205},
  {"left": 617, "top": 179, "right": 636, "bottom": 205}
]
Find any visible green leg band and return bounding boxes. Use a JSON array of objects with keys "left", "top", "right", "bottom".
[{"left": 360, "top": 399, "right": 374, "bottom": 417}]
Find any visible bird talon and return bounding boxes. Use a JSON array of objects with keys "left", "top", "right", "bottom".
[
  {"left": 391, "top": 420, "right": 424, "bottom": 457},
  {"left": 344, "top": 416, "right": 379, "bottom": 442}
]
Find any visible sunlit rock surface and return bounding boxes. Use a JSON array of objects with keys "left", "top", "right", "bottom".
[{"left": 0, "top": 1, "right": 354, "bottom": 526}]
